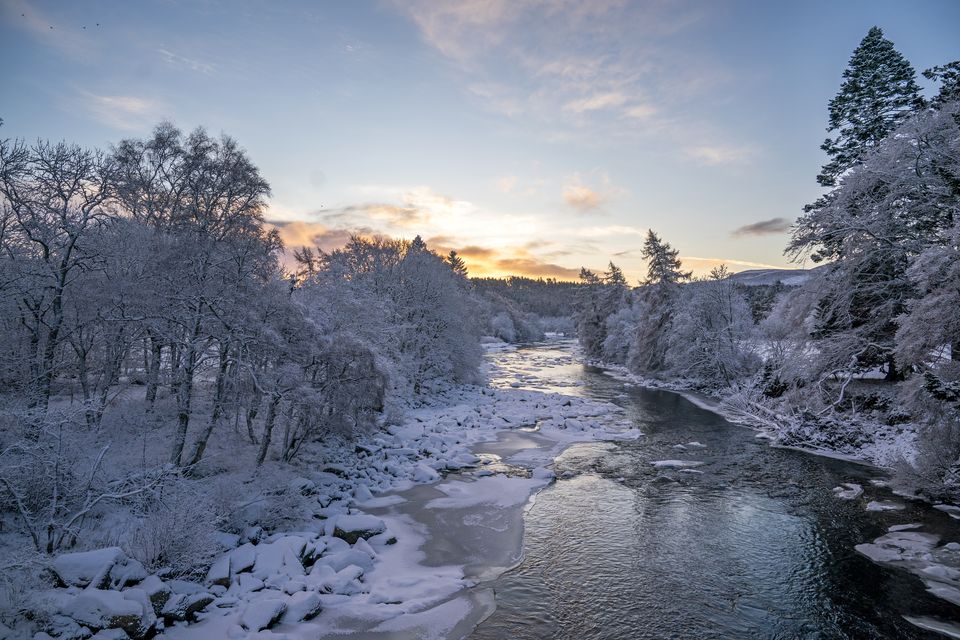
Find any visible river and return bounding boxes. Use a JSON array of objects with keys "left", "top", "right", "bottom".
[{"left": 467, "top": 341, "right": 960, "bottom": 639}]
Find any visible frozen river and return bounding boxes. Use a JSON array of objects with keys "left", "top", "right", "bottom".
[{"left": 468, "top": 341, "right": 960, "bottom": 639}]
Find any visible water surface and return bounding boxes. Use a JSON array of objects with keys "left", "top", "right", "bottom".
[{"left": 473, "top": 343, "right": 960, "bottom": 639}]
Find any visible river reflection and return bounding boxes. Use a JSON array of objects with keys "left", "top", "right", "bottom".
[{"left": 472, "top": 348, "right": 960, "bottom": 639}]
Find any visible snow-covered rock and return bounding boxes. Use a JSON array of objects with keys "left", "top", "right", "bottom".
[
  {"left": 52, "top": 547, "right": 126, "bottom": 589},
  {"left": 160, "top": 591, "right": 214, "bottom": 622},
  {"left": 62, "top": 589, "right": 155, "bottom": 639},
  {"left": 832, "top": 483, "right": 863, "bottom": 500},
  {"left": 333, "top": 514, "right": 387, "bottom": 544},
  {"left": 281, "top": 592, "right": 323, "bottom": 623},
  {"left": 239, "top": 599, "right": 287, "bottom": 631}
]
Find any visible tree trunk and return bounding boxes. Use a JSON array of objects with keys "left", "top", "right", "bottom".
[
  {"left": 246, "top": 390, "right": 262, "bottom": 444},
  {"left": 75, "top": 346, "right": 95, "bottom": 428},
  {"left": 884, "top": 352, "right": 902, "bottom": 382},
  {"left": 145, "top": 334, "right": 162, "bottom": 410},
  {"left": 185, "top": 343, "right": 231, "bottom": 466},
  {"left": 170, "top": 345, "right": 197, "bottom": 466},
  {"left": 256, "top": 393, "right": 282, "bottom": 467}
]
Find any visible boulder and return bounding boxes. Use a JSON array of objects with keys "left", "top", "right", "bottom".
[
  {"left": 228, "top": 543, "right": 258, "bottom": 574},
  {"left": 160, "top": 591, "right": 215, "bottom": 622},
  {"left": 107, "top": 557, "right": 149, "bottom": 589},
  {"left": 239, "top": 599, "right": 287, "bottom": 632},
  {"left": 281, "top": 592, "right": 323, "bottom": 623},
  {"left": 205, "top": 553, "right": 232, "bottom": 587},
  {"left": 251, "top": 536, "right": 307, "bottom": 580},
  {"left": 136, "top": 576, "right": 172, "bottom": 615},
  {"left": 333, "top": 515, "right": 386, "bottom": 544},
  {"left": 52, "top": 548, "right": 126, "bottom": 588},
  {"left": 62, "top": 589, "right": 155, "bottom": 639}
]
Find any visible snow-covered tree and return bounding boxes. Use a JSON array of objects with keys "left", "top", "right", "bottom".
[
  {"left": 817, "top": 26, "right": 924, "bottom": 187},
  {"left": 791, "top": 100, "right": 960, "bottom": 384},
  {"left": 574, "top": 262, "right": 628, "bottom": 359},
  {"left": 625, "top": 231, "right": 691, "bottom": 374},
  {"left": 666, "top": 266, "right": 759, "bottom": 386}
]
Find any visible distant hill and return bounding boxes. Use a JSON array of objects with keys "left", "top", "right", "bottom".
[{"left": 727, "top": 268, "right": 814, "bottom": 287}]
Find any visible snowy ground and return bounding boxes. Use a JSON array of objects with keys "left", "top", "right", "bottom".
[{"left": 15, "top": 339, "right": 638, "bottom": 640}]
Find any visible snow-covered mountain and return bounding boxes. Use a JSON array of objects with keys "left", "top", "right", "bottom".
[{"left": 727, "top": 267, "right": 814, "bottom": 286}]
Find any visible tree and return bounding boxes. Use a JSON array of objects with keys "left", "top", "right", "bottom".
[
  {"left": 924, "top": 61, "right": 960, "bottom": 107},
  {"left": 447, "top": 250, "right": 468, "bottom": 278},
  {"left": 666, "top": 266, "right": 759, "bottom": 386},
  {"left": 0, "top": 139, "right": 115, "bottom": 411},
  {"left": 573, "top": 262, "right": 628, "bottom": 359},
  {"left": 627, "top": 231, "right": 691, "bottom": 374},
  {"left": 817, "top": 26, "right": 923, "bottom": 187},
  {"left": 791, "top": 100, "right": 960, "bottom": 385},
  {"left": 641, "top": 230, "right": 691, "bottom": 286}
]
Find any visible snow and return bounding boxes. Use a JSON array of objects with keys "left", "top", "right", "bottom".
[
  {"left": 651, "top": 460, "right": 703, "bottom": 469},
  {"left": 903, "top": 616, "right": 960, "bottom": 639},
  {"left": 865, "top": 500, "right": 905, "bottom": 511},
  {"left": 426, "top": 474, "right": 550, "bottom": 510},
  {"left": 934, "top": 504, "right": 960, "bottom": 520},
  {"left": 832, "top": 483, "right": 863, "bottom": 499}
]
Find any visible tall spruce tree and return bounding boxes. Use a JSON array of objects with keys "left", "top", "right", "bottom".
[
  {"left": 641, "top": 230, "right": 692, "bottom": 286},
  {"left": 817, "top": 26, "right": 923, "bottom": 187}
]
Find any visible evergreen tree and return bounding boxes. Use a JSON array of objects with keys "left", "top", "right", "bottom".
[
  {"left": 625, "top": 231, "right": 691, "bottom": 374},
  {"left": 641, "top": 230, "right": 691, "bottom": 286},
  {"left": 817, "top": 26, "right": 924, "bottom": 187},
  {"left": 447, "top": 250, "right": 468, "bottom": 278},
  {"left": 924, "top": 61, "right": 960, "bottom": 107}
]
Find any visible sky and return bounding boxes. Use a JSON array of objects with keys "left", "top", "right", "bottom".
[{"left": 2, "top": 0, "right": 958, "bottom": 281}]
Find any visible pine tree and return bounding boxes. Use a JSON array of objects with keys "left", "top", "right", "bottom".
[
  {"left": 446, "top": 250, "right": 468, "bottom": 278},
  {"left": 924, "top": 61, "right": 960, "bottom": 107},
  {"left": 817, "top": 26, "right": 923, "bottom": 187},
  {"left": 641, "top": 230, "right": 691, "bottom": 286}
]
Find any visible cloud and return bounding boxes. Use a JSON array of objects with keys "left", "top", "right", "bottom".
[
  {"left": 731, "top": 217, "right": 792, "bottom": 237},
  {"left": 623, "top": 103, "right": 657, "bottom": 119},
  {"left": 563, "top": 184, "right": 604, "bottom": 211},
  {"left": 491, "top": 257, "right": 581, "bottom": 280},
  {"left": 685, "top": 145, "right": 753, "bottom": 166},
  {"left": 561, "top": 172, "right": 625, "bottom": 212},
  {"left": 389, "top": 0, "right": 743, "bottom": 158},
  {"left": 80, "top": 93, "right": 164, "bottom": 131},
  {"left": 496, "top": 175, "right": 519, "bottom": 193},
  {"left": 564, "top": 92, "right": 626, "bottom": 113},
  {"left": 157, "top": 48, "right": 216, "bottom": 75},
  {"left": 267, "top": 220, "right": 369, "bottom": 252}
]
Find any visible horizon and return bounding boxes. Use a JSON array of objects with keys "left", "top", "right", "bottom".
[{"left": 2, "top": 0, "right": 958, "bottom": 282}]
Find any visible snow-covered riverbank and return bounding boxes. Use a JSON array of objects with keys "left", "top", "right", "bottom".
[
  {"left": 592, "top": 359, "right": 918, "bottom": 470},
  {"left": 14, "top": 340, "right": 639, "bottom": 640}
]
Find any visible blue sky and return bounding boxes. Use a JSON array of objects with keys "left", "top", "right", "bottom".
[{"left": 2, "top": 0, "right": 958, "bottom": 280}]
